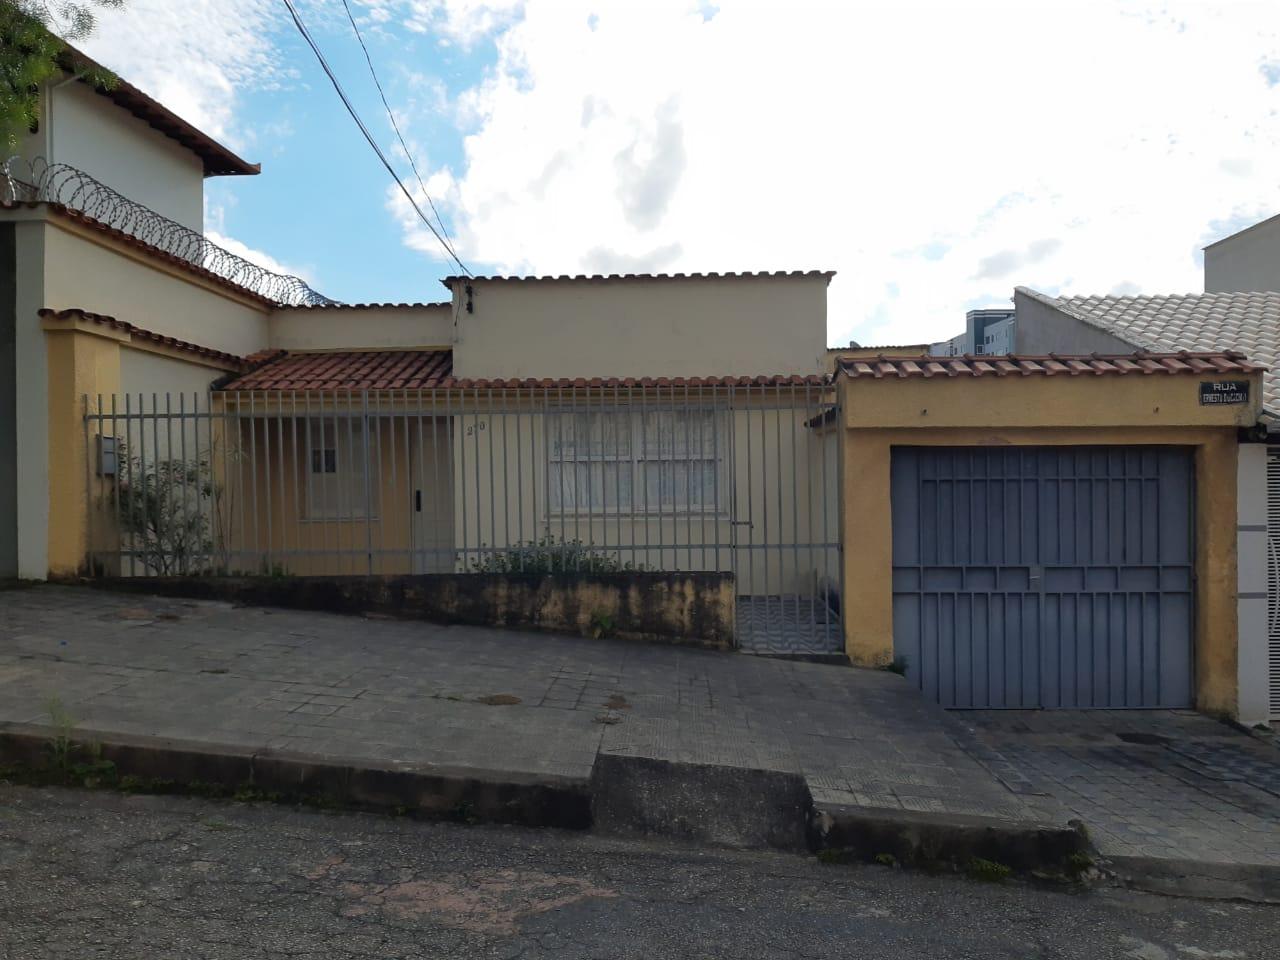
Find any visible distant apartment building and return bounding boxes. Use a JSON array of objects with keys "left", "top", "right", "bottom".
[{"left": 928, "top": 308, "right": 1015, "bottom": 355}]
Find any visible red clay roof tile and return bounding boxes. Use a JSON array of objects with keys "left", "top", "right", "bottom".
[
  {"left": 837, "top": 352, "right": 1265, "bottom": 380},
  {"left": 38, "top": 308, "right": 245, "bottom": 369},
  {"left": 217, "top": 350, "right": 830, "bottom": 392}
]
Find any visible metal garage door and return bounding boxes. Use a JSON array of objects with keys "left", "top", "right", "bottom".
[{"left": 891, "top": 446, "right": 1195, "bottom": 709}]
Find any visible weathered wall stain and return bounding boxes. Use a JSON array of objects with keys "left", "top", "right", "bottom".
[{"left": 94, "top": 571, "right": 737, "bottom": 649}]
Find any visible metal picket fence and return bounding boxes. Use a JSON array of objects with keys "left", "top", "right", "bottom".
[{"left": 83, "top": 384, "right": 842, "bottom": 654}]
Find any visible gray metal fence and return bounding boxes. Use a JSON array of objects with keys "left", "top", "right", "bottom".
[{"left": 83, "top": 385, "right": 842, "bottom": 654}]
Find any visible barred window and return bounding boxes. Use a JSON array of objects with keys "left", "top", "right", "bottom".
[{"left": 548, "top": 409, "right": 722, "bottom": 514}]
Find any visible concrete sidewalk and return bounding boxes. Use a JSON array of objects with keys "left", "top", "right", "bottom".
[
  {"left": 0, "top": 586, "right": 1072, "bottom": 858},
  {"left": 956, "top": 710, "right": 1280, "bottom": 899}
]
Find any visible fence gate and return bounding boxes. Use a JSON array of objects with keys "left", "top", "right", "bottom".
[
  {"left": 891, "top": 446, "right": 1195, "bottom": 709},
  {"left": 81, "top": 385, "right": 843, "bottom": 657}
]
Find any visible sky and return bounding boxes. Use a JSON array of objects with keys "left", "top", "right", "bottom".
[{"left": 69, "top": 0, "right": 1280, "bottom": 347}]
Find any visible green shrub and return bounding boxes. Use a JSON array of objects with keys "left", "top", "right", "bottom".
[{"left": 469, "top": 534, "right": 646, "bottom": 574}]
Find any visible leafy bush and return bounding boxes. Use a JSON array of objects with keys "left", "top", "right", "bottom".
[
  {"left": 468, "top": 535, "right": 646, "bottom": 574},
  {"left": 114, "top": 451, "right": 216, "bottom": 576}
]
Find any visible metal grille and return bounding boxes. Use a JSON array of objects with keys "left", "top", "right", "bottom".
[
  {"left": 82, "top": 386, "right": 842, "bottom": 654},
  {"left": 3, "top": 156, "right": 333, "bottom": 306},
  {"left": 891, "top": 446, "right": 1195, "bottom": 709},
  {"left": 1267, "top": 448, "right": 1280, "bottom": 718}
]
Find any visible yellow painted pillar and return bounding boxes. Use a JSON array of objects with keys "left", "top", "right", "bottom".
[
  {"left": 841, "top": 424, "right": 895, "bottom": 666},
  {"left": 1194, "top": 433, "right": 1240, "bottom": 716},
  {"left": 43, "top": 318, "right": 123, "bottom": 578}
]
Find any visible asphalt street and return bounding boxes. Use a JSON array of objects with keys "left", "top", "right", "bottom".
[{"left": 1, "top": 784, "right": 1275, "bottom": 959}]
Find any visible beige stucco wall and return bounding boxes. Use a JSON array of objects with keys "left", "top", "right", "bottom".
[
  {"left": 223, "top": 402, "right": 454, "bottom": 578},
  {"left": 450, "top": 389, "right": 839, "bottom": 594},
  {"left": 37, "top": 214, "right": 271, "bottom": 356},
  {"left": 1204, "top": 215, "right": 1280, "bottom": 293},
  {"left": 1, "top": 209, "right": 269, "bottom": 578},
  {"left": 119, "top": 347, "right": 227, "bottom": 398},
  {"left": 268, "top": 304, "right": 453, "bottom": 351},
  {"left": 12, "top": 219, "right": 49, "bottom": 578},
  {"left": 39, "top": 81, "right": 206, "bottom": 231},
  {"left": 450, "top": 276, "right": 830, "bottom": 379}
]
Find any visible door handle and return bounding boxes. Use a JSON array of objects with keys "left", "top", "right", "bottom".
[{"left": 415, "top": 490, "right": 422, "bottom": 512}]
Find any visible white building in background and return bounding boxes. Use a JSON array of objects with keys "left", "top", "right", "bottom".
[{"left": 929, "top": 307, "right": 1015, "bottom": 356}]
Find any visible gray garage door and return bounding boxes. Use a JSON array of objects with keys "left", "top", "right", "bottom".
[{"left": 891, "top": 446, "right": 1194, "bottom": 709}]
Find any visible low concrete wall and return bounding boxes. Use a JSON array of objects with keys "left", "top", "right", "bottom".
[{"left": 94, "top": 572, "right": 737, "bottom": 649}]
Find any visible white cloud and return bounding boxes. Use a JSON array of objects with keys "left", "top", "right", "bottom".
[
  {"left": 393, "top": 0, "right": 1280, "bottom": 346},
  {"left": 206, "top": 228, "right": 318, "bottom": 287},
  {"left": 70, "top": 0, "right": 287, "bottom": 146},
  {"left": 358, "top": 0, "right": 525, "bottom": 47}
]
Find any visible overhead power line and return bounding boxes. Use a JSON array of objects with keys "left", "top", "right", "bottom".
[
  {"left": 338, "top": 0, "right": 460, "bottom": 262},
  {"left": 279, "top": 0, "right": 471, "bottom": 276}
]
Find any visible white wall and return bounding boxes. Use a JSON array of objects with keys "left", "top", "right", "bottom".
[
  {"left": 451, "top": 276, "right": 830, "bottom": 379},
  {"left": 1238, "top": 444, "right": 1270, "bottom": 725},
  {"left": 269, "top": 305, "right": 453, "bottom": 351},
  {"left": 44, "top": 83, "right": 206, "bottom": 232}
]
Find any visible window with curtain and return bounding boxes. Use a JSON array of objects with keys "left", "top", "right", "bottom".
[
  {"left": 306, "top": 419, "right": 377, "bottom": 519},
  {"left": 548, "top": 408, "right": 722, "bottom": 514}
]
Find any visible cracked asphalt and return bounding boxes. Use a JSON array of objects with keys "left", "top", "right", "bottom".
[{"left": 2, "top": 785, "right": 1277, "bottom": 959}]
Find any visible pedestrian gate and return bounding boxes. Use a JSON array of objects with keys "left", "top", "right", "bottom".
[{"left": 891, "top": 446, "right": 1195, "bottom": 709}]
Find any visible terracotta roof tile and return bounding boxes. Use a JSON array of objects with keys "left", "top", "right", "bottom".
[
  {"left": 38, "top": 308, "right": 245, "bottom": 368},
  {"left": 441, "top": 270, "right": 835, "bottom": 287},
  {"left": 218, "top": 349, "right": 830, "bottom": 392},
  {"left": 837, "top": 351, "right": 1265, "bottom": 380},
  {"left": 271, "top": 302, "right": 450, "bottom": 311},
  {"left": 221, "top": 350, "right": 454, "bottom": 391},
  {"left": 56, "top": 43, "right": 257, "bottom": 177},
  {"left": 1016, "top": 287, "right": 1280, "bottom": 415}
]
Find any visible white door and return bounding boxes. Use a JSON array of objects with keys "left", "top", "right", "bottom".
[{"left": 410, "top": 417, "right": 455, "bottom": 574}]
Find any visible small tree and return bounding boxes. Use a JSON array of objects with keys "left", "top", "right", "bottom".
[
  {"left": 114, "top": 450, "right": 215, "bottom": 576},
  {"left": 1, "top": 1, "right": 124, "bottom": 150}
]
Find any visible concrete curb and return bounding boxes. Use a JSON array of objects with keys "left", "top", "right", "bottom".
[
  {"left": 2, "top": 722, "right": 1091, "bottom": 874},
  {"left": 0, "top": 724, "right": 592, "bottom": 830},
  {"left": 1103, "top": 855, "right": 1280, "bottom": 904},
  {"left": 591, "top": 754, "right": 813, "bottom": 851},
  {"left": 810, "top": 801, "right": 1091, "bottom": 874}
]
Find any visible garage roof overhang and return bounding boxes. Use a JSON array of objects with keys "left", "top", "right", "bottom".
[{"left": 836, "top": 352, "right": 1265, "bottom": 432}]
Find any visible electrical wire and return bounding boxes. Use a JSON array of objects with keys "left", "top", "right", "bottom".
[
  {"left": 338, "top": 0, "right": 460, "bottom": 264},
  {"left": 279, "top": 0, "right": 471, "bottom": 275}
]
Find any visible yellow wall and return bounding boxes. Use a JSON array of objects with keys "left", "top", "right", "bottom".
[
  {"left": 223, "top": 399, "right": 454, "bottom": 577},
  {"left": 0, "top": 208, "right": 270, "bottom": 578},
  {"left": 43, "top": 314, "right": 241, "bottom": 578},
  {"left": 838, "top": 369, "right": 1262, "bottom": 716},
  {"left": 44, "top": 319, "right": 124, "bottom": 577}
]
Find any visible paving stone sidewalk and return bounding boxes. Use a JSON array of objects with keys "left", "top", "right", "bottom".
[
  {"left": 955, "top": 711, "right": 1280, "bottom": 870},
  {"left": 0, "top": 586, "right": 1041, "bottom": 826}
]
